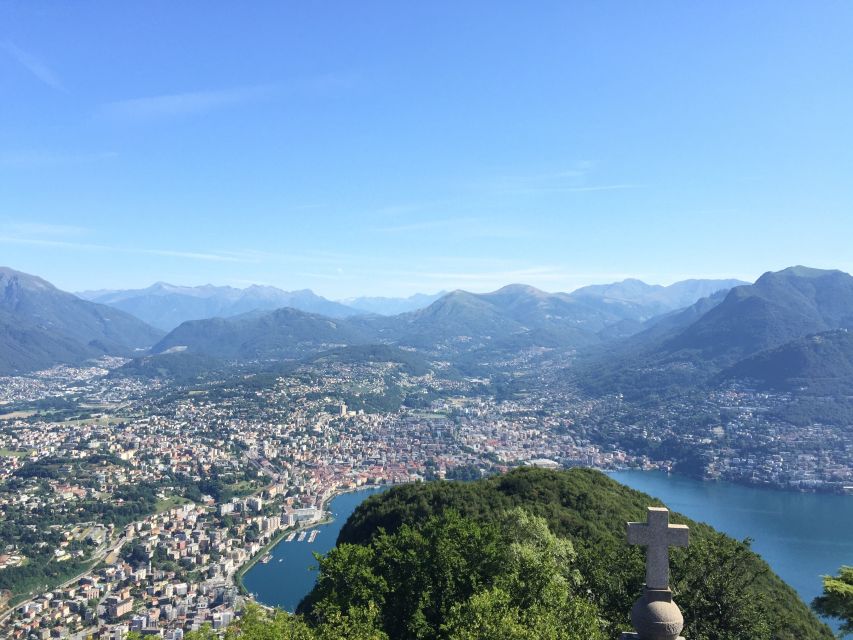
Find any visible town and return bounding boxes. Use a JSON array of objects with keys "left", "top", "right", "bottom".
[{"left": 0, "top": 351, "right": 850, "bottom": 638}]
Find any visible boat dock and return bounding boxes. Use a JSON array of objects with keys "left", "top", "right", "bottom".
[{"left": 308, "top": 530, "right": 318, "bottom": 543}]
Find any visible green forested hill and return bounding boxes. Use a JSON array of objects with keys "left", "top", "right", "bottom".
[
  {"left": 330, "top": 468, "right": 832, "bottom": 640},
  {"left": 720, "top": 329, "right": 853, "bottom": 393}
]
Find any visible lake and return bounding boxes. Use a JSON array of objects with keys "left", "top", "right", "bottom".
[
  {"left": 246, "top": 473, "right": 852, "bottom": 629},
  {"left": 609, "top": 470, "right": 853, "bottom": 628},
  {"left": 242, "top": 487, "right": 387, "bottom": 611}
]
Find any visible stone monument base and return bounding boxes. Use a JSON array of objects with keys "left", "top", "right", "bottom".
[{"left": 619, "top": 634, "right": 685, "bottom": 640}]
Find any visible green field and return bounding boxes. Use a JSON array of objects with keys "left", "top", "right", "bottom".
[
  {"left": 0, "top": 410, "right": 36, "bottom": 420},
  {"left": 0, "top": 448, "right": 29, "bottom": 458},
  {"left": 155, "top": 496, "right": 194, "bottom": 513}
]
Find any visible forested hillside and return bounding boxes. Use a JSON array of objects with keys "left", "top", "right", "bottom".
[
  {"left": 188, "top": 469, "right": 831, "bottom": 640},
  {"left": 330, "top": 468, "right": 830, "bottom": 640}
]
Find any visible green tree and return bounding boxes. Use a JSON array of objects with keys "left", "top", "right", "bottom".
[
  {"left": 673, "top": 534, "right": 771, "bottom": 640},
  {"left": 443, "top": 510, "right": 603, "bottom": 640},
  {"left": 219, "top": 603, "right": 386, "bottom": 640},
  {"left": 813, "top": 566, "right": 853, "bottom": 637},
  {"left": 303, "top": 508, "right": 602, "bottom": 640}
]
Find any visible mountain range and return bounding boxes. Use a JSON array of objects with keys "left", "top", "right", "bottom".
[
  {"left": 147, "top": 279, "right": 739, "bottom": 359},
  {"left": 79, "top": 278, "right": 749, "bottom": 334},
  {"left": 7, "top": 265, "right": 851, "bottom": 392},
  {"left": 0, "top": 267, "right": 162, "bottom": 375}
]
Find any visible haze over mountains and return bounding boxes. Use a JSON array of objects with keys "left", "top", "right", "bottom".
[
  {"left": 569, "top": 278, "right": 747, "bottom": 316},
  {"left": 80, "top": 277, "right": 746, "bottom": 332},
  {"left": 78, "top": 282, "right": 360, "bottom": 330},
  {"left": 342, "top": 292, "right": 447, "bottom": 316},
  {"left": 150, "top": 278, "right": 746, "bottom": 359},
  {"left": 8, "top": 264, "right": 853, "bottom": 399}
]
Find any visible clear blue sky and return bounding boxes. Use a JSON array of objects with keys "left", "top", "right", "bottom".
[{"left": 2, "top": 2, "right": 852, "bottom": 298}]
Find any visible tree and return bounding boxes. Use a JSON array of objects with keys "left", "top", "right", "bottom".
[
  {"left": 813, "top": 566, "right": 853, "bottom": 637},
  {"left": 216, "top": 603, "right": 386, "bottom": 640},
  {"left": 303, "top": 508, "right": 602, "bottom": 640},
  {"left": 672, "top": 534, "right": 771, "bottom": 640},
  {"left": 442, "top": 510, "right": 603, "bottom": 640}
]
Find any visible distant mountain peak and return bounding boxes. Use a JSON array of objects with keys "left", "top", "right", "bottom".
[
  {"left": 77, "top": 281, "right": 360, "bottom": 330},
  {"left": 764, "top": 265, "right": 844, "bottom": 281},
  {"left": 491, "top": 283, "right": 549, "bottom": 297}
]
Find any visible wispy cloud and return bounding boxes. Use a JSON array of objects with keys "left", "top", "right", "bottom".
[
  {"left": 0, "top": 233, "right": 254, "bottom": 263},
  {"left": 309, "top": 71, "right": 362, "bottom": 92},
  {"left": 1, "top": 40, "right": 64, "bottom": 91},
  {"left": 0, "top": 150, "right": 118, "bottom": 168},
  {"left": 372, "top": 202, "right": 441, "bottom": 218},
  {"left": 376, "top": 217, "right": 482, "bottom": 233},
  {"left": 375, "top": 216, "right": 534, "bottom": 239},
  {"left": 98, "top": 85, "right": 276, "bottom": 122},
  {"left": 481, "top": 162, "right": 643, "bottom": 197},
  {"left": 6, "top": 222, "right": 88, "bottom": 237},
  {"left": 494, "top": 182, "right": 643, "bottom": 196}
]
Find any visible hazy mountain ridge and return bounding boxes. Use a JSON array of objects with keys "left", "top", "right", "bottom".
[
  {"left": 0, "top": 267, "right": 163, "bottom": 375},
  {"left": 9, "top": 265, "right": 853, "bottom": 406},
  {"left": 78, "top": 282, "right": 361, "bottom": 330},
  {"left": 81, "top": 278, "right": 745, "bottom": 332},
  {"left": 342, "top": 291, "right": 446, "bottom": 316},
  {"left": 569, "top": 278, "right": 748, "bottom": 317}
]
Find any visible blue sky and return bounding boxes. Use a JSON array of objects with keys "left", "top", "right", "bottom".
[{"left": 2, "top": 2, "right": 853, "bottom": 298}]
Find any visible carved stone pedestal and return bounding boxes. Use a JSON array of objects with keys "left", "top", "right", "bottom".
[{"left": 625, "top": 587, "right": 685, "bottom": 640}]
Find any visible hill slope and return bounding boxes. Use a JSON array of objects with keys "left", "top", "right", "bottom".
[
  {"left": 0, "top": 267, "right": 163, "bottom": 374},
  {"left": 721, "top": 329, "right": 853, "bottom": 394},
  {"left": 152, "top": 307, "right": 370, "bottom": 360}
]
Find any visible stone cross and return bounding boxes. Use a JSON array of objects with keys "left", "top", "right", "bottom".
[{"left": 627, "top": 507, "right": 689, "bottom": 590}]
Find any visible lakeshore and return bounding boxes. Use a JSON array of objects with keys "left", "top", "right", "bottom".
[{"left": 242, "top": 486, "right": 388, "bottom": 611}]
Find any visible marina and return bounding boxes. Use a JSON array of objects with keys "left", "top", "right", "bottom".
[
  {"left": 243, "top": 487, "right": 387, "bottom": 611},
  {"left": 308, "top": 530, "right": 318, "bottom": 543}
]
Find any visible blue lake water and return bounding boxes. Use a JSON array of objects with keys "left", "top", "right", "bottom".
[
  {"left": 246, "top": 473, "right": 852, "bottom": 629},
  {"left": 242, "top": 487, "right": 387, "bottom": 611},
  {"left": 609, "top": 470, "right": 853, "bottom": 630}
]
